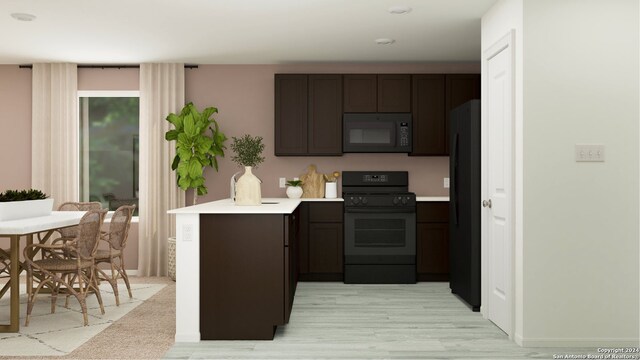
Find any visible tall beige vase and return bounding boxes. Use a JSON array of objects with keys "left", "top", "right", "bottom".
[{"left": 235, "top": 166, "right": 262, "bottom": 205}]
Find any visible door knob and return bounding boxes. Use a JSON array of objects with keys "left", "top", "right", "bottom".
[{"left": 482, "top": 199, "right": 492, "bottom": 208}]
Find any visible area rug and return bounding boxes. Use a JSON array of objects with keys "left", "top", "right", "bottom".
[{"left": 0, "top": 282, "right": 166, "bottom": 356}]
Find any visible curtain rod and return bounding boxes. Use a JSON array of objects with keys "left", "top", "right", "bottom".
[{"left": 19, "top": 64, "right": 199, "bottom": 69}]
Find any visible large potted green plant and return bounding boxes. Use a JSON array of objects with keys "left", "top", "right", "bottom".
[
  {"left": 230, "top": 134, "right": 265, "bottom": 205},
  {"left": 0, "top": 189, "right": 53, "bottom": 221},
  {"left": 165, "top": 103, "right": 227, "bottom": 281},
  {"left": 165, "top": 102, "right": 227, "bottom": 206}
]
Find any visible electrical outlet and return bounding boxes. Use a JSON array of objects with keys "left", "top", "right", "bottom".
[
  {"left": 444, "top": 177, "right": 450, "bottom": 188},
  {"left": 575, "top": 144, "right": 605, "bottom": 162},
  {"left": 279, "top": 177, "right": 286, "bottom": 188},
  {"left": 182, "top": 224, "right": 193, "bottom": 242}
]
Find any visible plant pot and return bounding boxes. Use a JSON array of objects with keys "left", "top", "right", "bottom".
[
  {"left": 0, "top": 198, "right": 54, "bottom": 222},
  {"left": 235, "top": 166, "right": 262, "bottom": 205},
  {"left": 286, "top": 186, "right": 303, "bottom": 199},
  {"left": 168, "top": 237, "right": 176, "bottom": 281}
]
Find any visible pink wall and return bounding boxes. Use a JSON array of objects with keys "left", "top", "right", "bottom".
[
  {"left": 185, "top": 63, "right": 479, "bottom": 203},
  {"left": 0, "top": 66, "right": 32, "bottom": 190}
]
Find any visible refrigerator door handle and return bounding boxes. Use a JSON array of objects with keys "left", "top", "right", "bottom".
[{"left": 452, "top": 132, "right": 459, "bottom": 226}]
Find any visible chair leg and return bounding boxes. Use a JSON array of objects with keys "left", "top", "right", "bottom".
[
  {"left": 119, "top": 256, "right": 133, "bottom": 299},
  {"left": 24, "top": 266, "right": 33, "bottom": 327},
  {"left": 51, "top": 282, "right": 60, "bottom": 314},
  {"left": 89, "top": 268, "right": 105, "bottom": 315}
]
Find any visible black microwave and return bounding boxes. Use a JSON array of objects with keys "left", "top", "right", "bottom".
[{"left": 343, "top": 113, "right": 412, "bottom": 153}]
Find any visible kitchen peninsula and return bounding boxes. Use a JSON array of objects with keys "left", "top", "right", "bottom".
[
  {"left": 169, "top": 196, "right": 448, "bottom": 342},
  {"left": 168, "top": 198, "right": 341, "bottom": 341}
]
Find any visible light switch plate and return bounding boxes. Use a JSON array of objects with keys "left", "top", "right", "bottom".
[
  {"left": 279, "top": 177, "right": 286, "bottom": 188},
  {"left": 575, "top": 144, "right": 605, "bottom": 162},
  {"left": 444, "top": 177, "right": 450, "bottom": 188}
]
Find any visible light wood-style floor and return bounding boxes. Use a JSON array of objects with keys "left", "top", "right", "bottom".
[{"left": 165, "top": 282, "right": 592, "bottom": 359}]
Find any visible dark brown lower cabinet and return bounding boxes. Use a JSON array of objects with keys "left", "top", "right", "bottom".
[
  {"left": 309, "top": 223, "right": 343, "bottom": 273},
  {"left": 299, "top": 202, "right": 344, "bottom": 281},
  {"left": 417, "top": 202, "right": 450, "bottom": 281},
  {"left": 199, "top": 210, "right": 298, "bottom": 340}
]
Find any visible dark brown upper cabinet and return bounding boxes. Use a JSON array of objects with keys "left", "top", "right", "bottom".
[
  {"left": 444, "top": 74, "right": 480, "bottom": 155},
  {"left": 410, "top": 75, "right": 446, "bottom": 156},
  {"left": 275, "top": 74, "right": 342, "bottom": 156},
  {"left": 343, "top": 74, "right": 377, "bottom": 112},
  {"left": 344, "top": 74, "right": 411, "bottom": 113},
  {"left": 378, "top": 74, "right": 411, "bottom": 112},
  {"left": 275, "top": 74, "right": 308, "bottom": 155},
  {"left": 308, "top": 75, "right": 343, "bottom": 155}
]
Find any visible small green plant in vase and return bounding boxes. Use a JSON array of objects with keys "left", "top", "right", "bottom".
[
  {"left": 0, "top": 188, "right": 53, "bottom": 221},
  {"left": 285, "top": 179, "right": 303, "bottom": 199},
  {"left": 230, "top": 135, "right": 265, "bottom": 205}
]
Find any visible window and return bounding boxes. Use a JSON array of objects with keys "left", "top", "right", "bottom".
[{"left": 78, "top": 91, "right": 139, "bottom": 215}]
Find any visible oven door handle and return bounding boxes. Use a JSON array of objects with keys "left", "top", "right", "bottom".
[{"left": 344, "top": 208, "right": 415, "bottom": 214}]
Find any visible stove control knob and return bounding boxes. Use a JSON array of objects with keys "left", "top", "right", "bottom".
[
  {"left": 393, "top": 197, "right": 400, "bottom": 205},
  {"left": 353, "top": 197, "right": 360, "bottom": 205},
  {"left": 401, "top": 197, "right": 408, "bottom": 205},
  {"left": 362, "top": 198, "right": 368, "bottom": 204}
]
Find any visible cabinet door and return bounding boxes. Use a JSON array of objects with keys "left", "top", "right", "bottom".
[
  {"left": 309, "top": 223, "right": 343, "bottom": 273},
  {"left": 343, "top": 74, "right": 377, "bottom": 113},
  {"left": 445, "top": 74, "right": 480, "bottom": 155},
  {"left": 308, "top": 75, "right": 343, "bottom": 155},
  {"left": 298, "top": 203, "right": 309, "bottom": 275},
  {"left": 378, "top": 74, "right": 411, "bottom": 112},
  {"left": 275, "top": 74, "right": 308, "bottom": 155},
  {"left": 417, "top": 223, "right": 449, "bottom": 279},
  {"left": 410, "top": 75, "right": 446, "bottom": 155}
]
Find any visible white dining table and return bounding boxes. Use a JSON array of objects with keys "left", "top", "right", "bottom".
[{"left": 0, "top": 211, "right": 85, "bottom": 332}]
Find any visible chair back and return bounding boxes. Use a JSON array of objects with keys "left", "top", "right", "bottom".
[
  {"left": 74, "top": 209, "right": 107, "bottom": 259},
  {"left": 57, "top": 202, "right": 102, "bottom": 238},
  {"left": 107, "top": 205, "right": 136, "bottom": 250}
]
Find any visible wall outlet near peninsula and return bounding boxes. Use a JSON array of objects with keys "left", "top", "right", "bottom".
[
  {"left": 279, "top": 177, "right": 286, "bottom": 188},
  {"left": 444, "top": 177, "right": 450, "bottom": 188}
]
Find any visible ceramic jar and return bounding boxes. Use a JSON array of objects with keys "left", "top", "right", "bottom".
[{"left": 235, "top": 166, "right": 262, "bottom": 205}]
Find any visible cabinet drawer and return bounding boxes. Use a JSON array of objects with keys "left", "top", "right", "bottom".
[
  {"left": 417, "top": 202, "right": 449, "bottom": 223},
  {"left": 309, "top": 202, "right": 343, "bottom": 223}
]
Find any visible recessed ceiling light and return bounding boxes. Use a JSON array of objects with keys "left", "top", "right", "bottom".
[
  {"left": 10, "top": 13, "right": 36, "bottom": 21},
  {"left": 375, "top": 38, "right": 395, "bottom": 45},
  {"left": 388, "top": 6, "right": 412, "bottom": 15}
]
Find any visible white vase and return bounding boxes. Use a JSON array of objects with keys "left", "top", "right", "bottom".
[
  {"left": 324, "top": 182, "right": 337, "bottom": 199},
  {"left": 0, "top": 198, "right": 54, "bottom": 222},
  {"left": 235, "top": 166, "right": 262, "bottom": 205},
  {"left": 286, "top": 186, "right": 303, "bottom": 199}
]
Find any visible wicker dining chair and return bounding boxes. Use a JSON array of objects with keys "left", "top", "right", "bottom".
[
  {"left": 95, "top": 205, "right": 135, "bottom": 306},
  {"left": 53, "top": 202, "right": 103, "bottom": 243},
  {"left": 0, "top": 247, "right": 18, "bottom": 299},
  {"left": 41, "top": 202, "right": 103, "bottom": 260},
  {"left": 23, "top": 209, "right": 107, "bottom": 326}
]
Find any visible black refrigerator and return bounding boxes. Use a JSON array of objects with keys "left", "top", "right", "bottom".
[{"left": 449, "top": 99, "right": 481, "bottom": 311}]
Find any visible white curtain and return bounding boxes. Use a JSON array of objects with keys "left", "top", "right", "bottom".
[
  {"left": 138, "top": 64, "right": 185, "bottom": 276},
  {"left": 31, "top": 63, "right": 78, "bottom": 207}
]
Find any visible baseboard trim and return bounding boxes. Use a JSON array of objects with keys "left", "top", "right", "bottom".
[
  {"left": 514, "top": 333, "right": 524, "bottom": 346},
  {"left": 175, "top": 332, "right": 201, "bottom": 342},
  {"left": 519, "top": 337, "right": 640, "bottom": 347}
]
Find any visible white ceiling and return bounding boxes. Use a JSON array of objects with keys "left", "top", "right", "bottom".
[{"left": 0, "top": 0, "right": 497, "bottom": 64}]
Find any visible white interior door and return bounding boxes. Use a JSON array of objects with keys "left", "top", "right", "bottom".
[{"left": 482, "top": 31, "right": 514, "bottom": 336}]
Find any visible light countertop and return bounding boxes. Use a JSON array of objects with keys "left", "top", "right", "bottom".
[
  {"left": 168, "top": 197, "right": 341, "bottom": 215},
  {"left": 168, "top": 196, "right": 443, "bottom": 215},
  {"left": 416, "top": 196, "right": 449, "bottom": 202}
]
